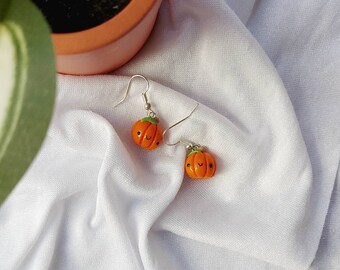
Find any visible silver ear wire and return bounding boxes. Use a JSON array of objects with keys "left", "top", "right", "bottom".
[
  {"left": 162, "top": 103, "right": 199, "bottom": 146},
  {"left": 114, "top": 74, "right": 157, "bottom": 118}
]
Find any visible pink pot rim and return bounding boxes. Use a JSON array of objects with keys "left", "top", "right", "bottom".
[{"left": 52, "top": 0, "right": 157, "bottom": 55}]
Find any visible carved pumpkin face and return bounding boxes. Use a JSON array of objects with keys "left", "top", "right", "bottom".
[
  {"left": 131, "top": 117, "right": 163, "bottom": 150},
  {"left": 185, "top": 150, "right": 216, "bottom": 179}
]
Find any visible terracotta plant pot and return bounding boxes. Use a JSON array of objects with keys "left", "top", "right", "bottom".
[{"left": 52, "top": 0, "right": 162, "bottom": 75}]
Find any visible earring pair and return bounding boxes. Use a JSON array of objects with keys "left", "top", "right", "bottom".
[{"left": 114, "top": 75, "right": 216, "bottom": 179}]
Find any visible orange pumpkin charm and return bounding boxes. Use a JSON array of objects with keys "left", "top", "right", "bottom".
[
  {"left": 185, "top": 148, "right": 216, "bottom": 179},
  {"left": 131, "top": 117, "right": 163, "bottom": 150}
]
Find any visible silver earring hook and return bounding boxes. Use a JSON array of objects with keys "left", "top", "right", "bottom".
[
  {"left": 114, "top": 74, "right": 156, "bottom": 118},
  {"left": 162, "top": 103, "right": 199, "bottom": 147},
  {"left": 114, "top": 75, "right": 149, "bottom": 107}
]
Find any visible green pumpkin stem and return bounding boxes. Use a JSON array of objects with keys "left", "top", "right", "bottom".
[
  {"left": 187, "top": 149, "right": 203, "bottom": 156},
  {"left": 141, "top": 116, "right": 158, "bottom": 125}
]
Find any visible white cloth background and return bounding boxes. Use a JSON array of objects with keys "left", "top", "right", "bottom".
[{"left": 1, "top": 0, "right": 340, "bottom": 269}]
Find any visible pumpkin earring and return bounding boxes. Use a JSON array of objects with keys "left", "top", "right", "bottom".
[
  {"left": 163, "top": 103, "right": 217, "bottom": 179},
  {"left": 114, "top": 75, "right": 163, "bottom": 150}
]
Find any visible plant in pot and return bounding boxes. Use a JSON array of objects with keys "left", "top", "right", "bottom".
[
  {"left": 0, "top": 0, "right": 162, "bottom": 204},
  {"left": 33, "top": 0, "right": 163, "bottom": 75},
  {"left": 0, "top": 0, "right": 56, "bottom": 204}
]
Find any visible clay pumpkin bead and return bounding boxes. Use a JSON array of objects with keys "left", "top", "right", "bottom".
[
  {"left": 185, "top": 150, "right": 216, "bottom": 179},
  {"left": 131, "top": 117, "right": 163, "bottom": 150}
]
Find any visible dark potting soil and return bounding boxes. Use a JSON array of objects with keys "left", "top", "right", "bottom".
[{"left": 32, "top": 0, "right": 131, "bottom": 33}]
